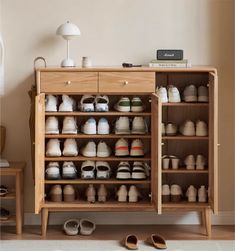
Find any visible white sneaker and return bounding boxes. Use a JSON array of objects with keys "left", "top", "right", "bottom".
[
  {"left": 117, "top": 185, "right": 128, "bottom": 202},
  {"left": 198, "top": 185, "right": 207, "bottom": 202},
  {"left": 184, "top": 155, "right": 195, "bottom": 169},
  {"left": 170, "top": 184, "right": 182, "bottom": 202},
  {"left": 62, "top": 161, "right": 77, "bottom": 179},
  {"left": 45, "top": 116, "right": 59, "bottom": 134},
  {"left": 63, "top": 139, "right": 78, "bottom": 156},
  {"left": 95, "top": 95, "right": 109, "bottom": 112},
  {"left": 45, "top": 95, "right": 58, "bottom": 112},
  {"left": 128, "top": 185, "right": 140, "bottom": 202},
  {"left": 46, "top": 162, "right": 60, "bottom": 179},
  {"left": 114, "top": 97, "right": 131, "bottom": 112},
  {"left": 81, "top": 141, "right": 96, "bottom": 157},
  {"left": 166, "top": 123, "right": 177, "bottom": 136},
  {"left": 130, "top": 139, "right": 144, "bottom": 156},
  {"left": 198, "top": 86, "right": 208, "bottom": 102},
  {"left": 186, "top": 185, "right": 197, "bottom": 202},
  {"left": 162, "top": 184, "right": 170, "bottom": 202},
  {"left": 97, "top": 118, "right": 110, "bottom": 135},
  {"left": 62, "top": 116, "right": 78, "bottom": 134},
  {"left": 162, "top": 156, "right": 170, "bottom": 170},
  {"left": 46, "top": 139, "right": 61, "bottom": 156},
  {"left": 59, "top": 95, "right": 76, "bottom": 112},
  {"left": 116, "top": 162, "right": 131, "bottom": 179},
  {"left": 196, "top": 155, "right": 207, "bottom": 170},
  {"left": 180, "top": 120, "right": 195, "bottom": 136},
  {"left": 115, "top": 138, "right": 129, "bottom": 156},
  {"left": 156, "top": 87, "right": 168, "bottom": 103},
  {"left": 171, "top": 157, "right": 180, "bottom": 170},
  {"left": 131, "top": 97, "right": 144, "bottom": 112},
  {"left": 131, "top": 117, "right": 148, "bottom": 134},
  {"left": 96, "top": 161, "right": 111, "bottom": 179},
  {"left": 161, "top": 123, "right": 166, "bottom": 136},
  {"left": 132, "top": 162, "right": 147, "bottom": 180},
  {"left": 82, "top": 118, "right": 96, "bottom": 135},
  {"left": 80, "top": 95, "right": 95, "bottom": 112},
  {"left": 183, "top": 85, "right": 197, "bottom": 102},
  {"left": 97, "top": 141, "right": 111, "bottom": 157},
  {"left": 168, "top": 86, "right": 181, "bottom": 103},
  {"left": 81, "top": 160, "right": 95, "bottom": 179},
  {"left": 196, "top": 120, "right": 208, "bottom": 136},
  {"left": 115, "top": 117, "right": 130, "bottom": 134}
]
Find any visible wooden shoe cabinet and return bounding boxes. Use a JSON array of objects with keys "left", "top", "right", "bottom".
[{"left": 35, "top": 67, "right": 218, "bottom": 236}]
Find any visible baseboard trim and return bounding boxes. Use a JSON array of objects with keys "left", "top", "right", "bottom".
[{"left": 20, "top": 211, "right": 235, "bottom": 226}]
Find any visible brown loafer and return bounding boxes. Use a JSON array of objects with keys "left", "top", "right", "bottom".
[
  {"left": 146, "top": 234, "right": 167, "bottom": 249},
  {"left": 122, "top": 234, "right": 138, "bottom": 250}
]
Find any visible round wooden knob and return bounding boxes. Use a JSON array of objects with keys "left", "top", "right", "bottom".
[
  {"left": 123, "top": 81, "right": 128, "bottom": 85},
  {"left": 66, "top": 81, "right": 71, "bottom": 85}
]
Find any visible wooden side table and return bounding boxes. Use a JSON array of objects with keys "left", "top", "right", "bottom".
[{"left": 0, "top": 162, "right": 25, "bottom": 234}]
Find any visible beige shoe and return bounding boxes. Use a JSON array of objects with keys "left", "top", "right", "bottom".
[
  {"left": 86, "top": 184, "right": 96, "bottom": 203},
  {"left": 122, "top": 235, "right": 138, "bottom": 250},
  {"left": 63, "top": 185, "right": 76, "bottom": 202},
  {"left": 146, "top": 234, "right": 167, "bottom": 249},
  {"left": 49, "top": 185, "right": 62, "bottom": 202},
  {"left": 98, "top": 184, "right": 107, "bottom": 202}
]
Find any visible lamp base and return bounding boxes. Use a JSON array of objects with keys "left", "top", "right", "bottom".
[{"left": 61, "top": 58, "right": 76, "bottom": 67}]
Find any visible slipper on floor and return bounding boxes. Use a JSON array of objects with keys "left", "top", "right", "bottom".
[
  {"left": 63, "top": 219, "right": 80, "bottom": 236},
  {"left": 0, "top": 207, "right": 10, "bottom": 221},
  {"left": 146, "top": 234, "right": 167, "bottom": 249},
  {"left": 122, "top": 234, "right": 138, "bottom": 250},
  {"left": 80, "top": 219, "right": 96, "bottom": 235},
  {"left": 0, "top": 185, "right": 8, "bottom": 197}
]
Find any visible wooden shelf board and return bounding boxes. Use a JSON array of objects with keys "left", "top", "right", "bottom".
[
  {"left": 45, "top": 179, "right": 151, "bottom": 185},
  {"left": 162, "top": 169, "right": 208, "bottom": 174},
  {"left": 45, "top": 156, "right": 151, "bottom": 161},
  {"left": 162, "top": 102, "right": 209, "bottom": 107},
  {"left": 162, "top": 202, "right": 210, "bottom": 209},
  {"left": 162, "top": 136, "right": 209, "bottom": 140},
  {"left": 45, "top": 134, "right": 151, "bottom": 139},
  {"left": 0, "top": 215, "right": 16, "bottom": 223},
  {"left": 0, "top": 192, "right": 16, "bottom": 200},
  {"left": 45, "top": 112, "right": 151, "bottom": 116}
]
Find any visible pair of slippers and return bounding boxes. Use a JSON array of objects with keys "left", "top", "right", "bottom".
[
  {"left": 122, "top": 234, "right": 167, "bottom": 250},
  {"left": 63, "top": 219, "right": 96, "bottom": 236},
  {"left": 0, "top": 185, "right": 8, "bottom": 197}
]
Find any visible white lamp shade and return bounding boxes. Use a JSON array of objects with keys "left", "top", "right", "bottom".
[{"left": 56, "top": 21, "right": 80, "bottom": 40}]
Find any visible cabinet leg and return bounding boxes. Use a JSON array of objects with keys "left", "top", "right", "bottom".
[
  {"left": 204, "top": 208, "right": 212, "bottom": 237},
  {"left": 201, "top": 210, "right": 205, "bottom": 227},
  {"left": 16, "top": 173, "right": 22, "bottom": 235},
  {"left": 41, "top": 208, "right": 49, "bottom": 236}
]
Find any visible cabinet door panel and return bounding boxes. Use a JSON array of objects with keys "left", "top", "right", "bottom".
[
  {"left": 35, "top": 93, "right": 45, "bottom": 214},
  {"left": 209, "top": 72, "right": 218, "bottom": 214},
  {"left": 151, "top": 93, "right": 162, "bottom": 213}
]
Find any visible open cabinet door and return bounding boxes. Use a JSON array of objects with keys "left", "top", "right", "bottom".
[
  {"left": 35, "top": 93, "right": 45, "bottom": 214},
  {"left": 151, "top": 93, "right": 162, "bottom": 214},
  {"left": 208, "top": 72, "right": 218, "bottom": 214}
]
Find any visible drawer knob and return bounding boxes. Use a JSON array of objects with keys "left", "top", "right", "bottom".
[
  {"left": 66, "top": 81, "right": 71, "bottom": 85},
  {"left": 123, "top": 81, "right": 128, "bottom": 85}
]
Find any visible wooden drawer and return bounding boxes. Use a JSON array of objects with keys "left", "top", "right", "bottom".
[
  {"left": 99, "top": 72, "right": 155, "bottom": 93},
  {"left": 40, "top": 72, "right": 98, "bottom": 93}
]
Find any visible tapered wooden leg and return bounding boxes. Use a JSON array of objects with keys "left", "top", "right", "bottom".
[
  {"left": 16, "top": 173, "right": 22, "bottom": 235},
  {"left": 201, "top": 210, "right": 206, "bottom": 227},
  {"left": 204, "top": 208, "right": 212, "bottom": 237},
  {"left": 41, "top": 208, "right": 49, "bottom": 236}
]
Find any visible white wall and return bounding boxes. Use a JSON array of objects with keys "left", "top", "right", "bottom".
[{"left": 0, "top": 0, "right": 234, "bottom": 224}]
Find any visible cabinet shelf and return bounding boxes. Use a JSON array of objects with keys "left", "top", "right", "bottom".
[
  {"left": 0, "top": 215, "right": 16, "bottom": 223},
  {"left": 45, "top": 111, "right": 151, "bottom": 116},
  {"left": 162, "top": 202, "right": 209, "bottom": 209},
  {"left": 162, "top": 102, "right": 209, "bottom": 107},
  {"left": 0, "top": 192, "right": 16, "bottom": 200},
  {"left": 162, "top": 169, "right": 208, "bottom": 174},
  {"left": 45, "top": 134, "right": 151, "bottom": 139},
  {"left": 162, "top": 136, "right": 209, "bottom": 140}
]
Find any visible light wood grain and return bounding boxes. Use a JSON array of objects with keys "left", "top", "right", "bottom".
[{"left": 45, "top": 112, "right": 151, "bottom": 116}]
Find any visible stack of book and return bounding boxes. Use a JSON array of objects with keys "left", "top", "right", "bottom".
[{"left": 149, "top": 59, "right": 190, "bottom": 68}]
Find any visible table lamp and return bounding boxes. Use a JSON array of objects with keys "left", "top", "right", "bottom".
[{"left": 56, "top": 21, "right": 80, "bottom": 67}]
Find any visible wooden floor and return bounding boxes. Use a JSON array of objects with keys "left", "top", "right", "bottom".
[{"left": 0, "top": 225, "right": 234, "bottom": 240}]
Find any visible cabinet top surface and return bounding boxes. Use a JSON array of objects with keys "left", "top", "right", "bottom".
[
  {"left": 36, "top": 66, "right": 217, "bottom": 73},
  {"left": 0, "top": 162, "right": 26, "bottom": 173}
]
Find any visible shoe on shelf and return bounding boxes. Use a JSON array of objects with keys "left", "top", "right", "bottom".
[
  {"left": 46, "top": 139, "right": 61, "bottom": 157},
  {"left": 115, "top": 117, "right": 131, "bottom": 135},
  {"left": 162, "top": 156, "right": 170, "bottom": 170},
  {"left": 115, "top": 138, "right": 129, "bottom": 156},
  {"left": 97, "top": 118, "right": 110, "bottom": 135},
  {"left": 186, "top": 185, "right": 197, "bottom": 202},
  {"left": 82, "top": 117, "right": 96, "bottom": 135},
  {"left": 63, "top": 139, "right": 78, "bottom": 156},
  {"left": 184, "top": 155, "right": 196, "bottom": 170},
  {"left": 0, "top": 186, "right": 8, "bottom": 197},
  {"left": 183, "top": 85, "right": 197, "bottom": 102},
  {"left": 196, "top": 154, "right": 207, "bottom": 170},
  {"left": 95, "top": 95, "right": 109, "bottom": 112},
  {"left": 96, "top": 161, "right": 111, "bottom": 179},
  {"left": 166, "top": 122, "right": 177, "bottom": 136},
  {"left": 128, "top": 185, "right": 140, "bottom": 202},
  {"left": 171, "top": 157, "right": 180, "bottom": 170},
  {"left": 170, "top": 184, "right": 182, "bottom": 202},
  {"left": 62, "top": 161, "right": 77, "bottom": 179},
  {"left": 0, "top": 207, "right": 10, "bottom": 221},
  {"left": 114, "top": 97, "right": 131, "bottom": 112},
  {"left": 45, "top": 116, "right": 59, "bottom": 134},
  {"left": 116, "top": 162, "right": 131, "bottom": 180},
  {"left": 59, "top": 95, "right": 76, "bottom": 112},
  {"left": 86, "top": 184, "right": 96, "bottom": 203},
  {"left": 97, "top": 141, "right": 111, "bottom": 157},
  {"left": 198, "top": 185, "right": 207, "bottom": 202},
  {"left": 45, "top": 95, "right": 58, "bottom": 112},
  {"left": 63, "top": 185, "right": 76, "bottom": 202},
  {"left": 131, "top": 97, "right": 144, "bottom": 112},
  {"left": 63, "top": 219, "right": 80, "bottom": 236},
  {"left": 180, "top": 120, "right": 195, "bottom": 136},
  {"left": 131, "top": 162, "right": 147, "bottom": 180},
  {"left": 46, "top": 162, "right": 61, "bottom": 180},
  {"left": 131, "top": 117, "right": 148, "bottom": 134},
  {"left": 162, "top": 184, "right": 170, "bottom": 203},
  {"left": 62, "top": 116, "right": 78, "bottom": 134},
  {"left": 49, "top": 185, "right": 62, "bottom": 202},
  {"left": 161, "top": 123, "right": 166, "bottom": 136},
  {"left": 80, "top": 95, "right": 95, "bottom": 112},
  {"left": 81, "top": 160, "right": 95, "bottom": 179},
  {"left": 98, "top": 184, "right": 108, "bottom": 202},
  {"left": 156, "top": 86, "right": 168, "bottom": 103},
  {"left": 117, "top": 185, "right": 128, "bottom": 202},
  {"left": 80, "top": 219, "right": 96, "bottom": 235},
  {"left": 81, "top": 141, "right": 96, "bottom": 157},
  {"left": 198, "top": 85, "right": 208, "bottom": 102},
  {"left": 168, "top": 85, "right": 181, "bottom": 103},
  {"left": 196, "top": 120, "right": 208, "bottom": 136},
  {"left": 130, "top": 139, "right": 144, "bottom": 157}
]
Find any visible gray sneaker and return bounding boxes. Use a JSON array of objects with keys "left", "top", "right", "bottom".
[
  {"left": 183, "top": 85, "right": 197, "bottom": 102},
  {"left": 198, "top": 86, "right": 208, "bottom": 102}
]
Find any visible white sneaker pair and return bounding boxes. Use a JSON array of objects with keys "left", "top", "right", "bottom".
[
  {"left": 156, "top": 86, "right": 181, "bottom": 103},
  {"left": 115, "top": 138, "right": 144, "bottom": 157},
  {"left": 46, "top": 139, "right": 78, "bottom": 157},
  {"left": 186, "top": 185, "right": 207, "bottom": 202},
  {"left": 81, "top": 141, "right": 111, "bottom": 157},
  {"left": 162, "top": 184, "right": 182, "bottom": 202},
  {"left": 183, "top": 85, "right": 208, "bottom": 102},
  {"left": 180, "top": 120, "right": 208, "bottom": 136},
  {"left": 80, "top": 95, "right": 109, "bottom": 112},
  {"left": 117, "top": 185, "right": 140, "bottom": 202},
  {"left": 184, "top": 154, "right": 207, "bottom": 170},
  {"left": 82, "top": 117, "right": 110, "bottom": 135},
  {"left": 114, "top": 97, "right": 144, "bottom": 112},
  {"left": 81, "top": 160, "right": 111, "bottom": 179}
]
